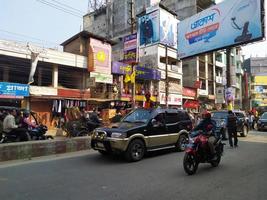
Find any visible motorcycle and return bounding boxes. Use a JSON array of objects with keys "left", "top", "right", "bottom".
[
  {"left": 63, "top": 118, "right": 101, "bottom": 137},
  {"left": 183, "top": 130, "right": 225, "bottom": 175},
  {"left": 0, "top": 124, "right": 53, "bottom": 143},
  {"left": 28, "top": 124, "right": 54, "bottom": 140}
]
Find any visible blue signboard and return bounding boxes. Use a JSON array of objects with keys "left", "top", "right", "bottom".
[
  {"left": 178, "top": 0, "right": 264, "bottom": 59},
  {"left": 0, "top": 82, "right": 29, "bottom": 97}
]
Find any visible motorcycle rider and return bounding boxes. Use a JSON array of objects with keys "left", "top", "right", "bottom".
[
  {"left": 3, "top": 109, "right": 30, "bottom": 141},
  {"left": 193, "top": 111, "right": 217, "bottom": 158}
]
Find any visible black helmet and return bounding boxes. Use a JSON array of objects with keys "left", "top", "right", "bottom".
[{"left": 23, "top": 111, "right": 30, "bottom": 117}]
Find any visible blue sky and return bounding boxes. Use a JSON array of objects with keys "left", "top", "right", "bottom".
[
  {"left": 0, "top": 0, "right": 87, "bottom": 48},
  {"left": 0, "top": 0, "right": 266, "bottom": 58}
]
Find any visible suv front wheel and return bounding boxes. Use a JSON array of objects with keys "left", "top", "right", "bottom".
[
  {"left": 175, "top": 134, "right": 188, "bottom": 152},
  {"left": 124, "top": 139, "right": 145, "bottom": 162}
]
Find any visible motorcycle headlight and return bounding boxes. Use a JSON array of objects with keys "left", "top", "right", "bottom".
[
  {"left": 220, "top": 120, "right": 225, "bottom": 127},
  {"left": 189, "top": 137, "right": 195, "bottom": 144},
  {"left": 111, "top": 132, "right": 126, "bottom": 139}
]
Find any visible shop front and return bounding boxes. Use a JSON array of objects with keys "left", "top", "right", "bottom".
[{"left": 0, "top": 82, "right": 29, "bottom": 107}]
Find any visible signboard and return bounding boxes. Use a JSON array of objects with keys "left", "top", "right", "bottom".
[
  {"left": 135, "top": 66, "right": 161, "bottom": 80},
  {"left": 225, "top": 87, "right": 235, "bottom": 102},
  {"left": 112, "top": 61, "right": 132, "bottom": 75},
  {"left": 139, "top": 10, "right": 160, "bottom": 47},
  {"left": 182, "top": 87, "right": 196, "bottom": 98},
  {"left": 30, "top": 86, "right": 57, "bottom": 96},
  {"left": 90, "top": 72, "right": 113, "bottom": 84},
  {"left": 123, "top": 33, "right": 137, "bottom": 63},
  {"left": 160, "top": 93, "right": 182, "bottom": 105},
  {"left": 216, "top": 87, "right": 225, "bottom": 104},
  {"left": 87, "top": 77, "right": 96, "bottom": 87},
  {"left": 160, "top": 9, "right": 178, "bottom": 48},
  {"left": 178, "top": 0, "right": 264, "bottom": 59},
  {"left": 0, "top": 82, "right": 29, "bottom": 97},
  {"left": 88, "top": 38, "right": 111, "bottom": 74}
]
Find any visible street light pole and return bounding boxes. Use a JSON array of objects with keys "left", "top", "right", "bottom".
[{"left": 165, "top": 44, "right": 169, "bottom": 108}]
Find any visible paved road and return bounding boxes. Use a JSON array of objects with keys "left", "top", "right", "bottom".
[{"left": 0, "top": 131, "right": 266, "bottom": 200}]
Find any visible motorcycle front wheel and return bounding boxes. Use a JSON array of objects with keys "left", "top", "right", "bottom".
[
  {"left": 183, "top": 153, "right": 198, "bottom": 175},
  {"left": 210, "top": 154, "right": 221, "bottom": 167}
]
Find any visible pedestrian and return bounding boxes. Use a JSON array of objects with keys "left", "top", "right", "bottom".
[
  {"left": 227, "top": 110, "right": 238, "bottom": 148},
  {"left": 248, "top": 111, "right": 255, "bottom": 130}
]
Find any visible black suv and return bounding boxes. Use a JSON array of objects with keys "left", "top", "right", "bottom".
[
  {"left": 91, "top": 108, "right": 193, "bottom": 161},
  {"left": 211, "top": 110, "right": 249, "bottom": 138}
]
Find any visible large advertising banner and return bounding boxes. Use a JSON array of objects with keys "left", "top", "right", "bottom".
[
  {"left": 160, "top": 9, "right": 178, "bottom": 48},
  {"left": 178, "top": 0, "right": 264, "bottom": 59},
  {"left": 88, "top": 38, "right": 111, "bottom": 74},
  {"left": 138, "top": 10, "right": 160, "bottom": 47}
]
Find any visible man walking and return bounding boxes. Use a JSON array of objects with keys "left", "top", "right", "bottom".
[{"left": 227, "top": 110, "right": 238, "bottom": 148}]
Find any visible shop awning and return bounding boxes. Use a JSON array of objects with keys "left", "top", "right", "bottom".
[{"left": 183, "top": 100, "right": 199, "bottom": 109}]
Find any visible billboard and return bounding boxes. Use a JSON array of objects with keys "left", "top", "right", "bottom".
[
  {"left": 178, "top": 0, "right": 264, "bottom": 59},
  {"left": 160, "top": 9, "right": 178, "bottom": 48},
  {"left": 88, "top": 38, "right": 111, "bottom": 74},
  {"left": 139, "top": 10, "right": 160, "bottom": 47}
]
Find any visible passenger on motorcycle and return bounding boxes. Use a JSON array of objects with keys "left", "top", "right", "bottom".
[
  {"left": 21, "top": 111, "right": 37, "bottom": 130},
  {"left": 193, "top": 111, "right": 217, "bottom": 158}
]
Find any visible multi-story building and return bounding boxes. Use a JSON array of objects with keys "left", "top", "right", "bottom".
[
  {"left": 84, "top": 2, "right": 183, "bottom": 107},
  {"left": 0, "top": 34, "right": 116, "bottom": 130},
  {"left": 244, "top": 57, "right": 267, "bottom": 109}
]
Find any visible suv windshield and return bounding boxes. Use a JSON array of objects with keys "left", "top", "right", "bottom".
[
  {"left": 261, "top": 112, "right": 267, "bottom": 119},
  {"left": 211, "top": 112, "right": 228, "bottom": 119},
  {"left": 123, "top": 109, "right": 152, "bottom": 123}
]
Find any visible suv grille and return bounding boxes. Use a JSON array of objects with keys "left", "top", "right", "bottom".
[{"left": 95, "top": 130, "right": 107, "bottom": 140}]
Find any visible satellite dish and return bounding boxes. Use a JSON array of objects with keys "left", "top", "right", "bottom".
[{"left": 230, "top": 0, "right": 257, "bottom": 43}]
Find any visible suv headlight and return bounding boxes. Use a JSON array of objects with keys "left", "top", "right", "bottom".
[{"left": 111, "top": 132, "right": 126, "bottom": 139}]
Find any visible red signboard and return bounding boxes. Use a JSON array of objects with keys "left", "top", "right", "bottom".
[
  {"left": 183, "top": 100, "right": 199, "bottom": 109},
  {"left": 58, "top": 89, "right": 90, "bottom": 99},
  {"left": 182, "top": 87, "right": 196, "bottom": 97}
]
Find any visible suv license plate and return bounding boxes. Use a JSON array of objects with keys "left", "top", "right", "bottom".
[{"left": 97, "top": 142, "right": 104, "bottom": 148}]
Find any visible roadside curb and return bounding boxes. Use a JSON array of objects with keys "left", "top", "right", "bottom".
[{"left": 0, "top": 137, "right": 91, "bottom": 162}]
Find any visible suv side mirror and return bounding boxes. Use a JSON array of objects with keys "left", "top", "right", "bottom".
[{"left": 151, "top": 119, "right": 157, "bottom": 127}]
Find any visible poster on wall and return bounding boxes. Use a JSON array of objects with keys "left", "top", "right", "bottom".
[
  {"left": 138, "top": 10, "right": 160, "bottom": 47},
  {"left": 160, "top": 9, "right": 178, "bottom": 48},
  {"left": 88, "top": 38, "right": 111, "bottom": 74},
  {"left": 178, "top": 0, "right": 264, "bottom": 59}
]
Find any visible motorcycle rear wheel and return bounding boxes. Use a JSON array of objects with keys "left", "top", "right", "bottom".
[{"left": 183, "top": 153, "right": 198, "bottom": 175}]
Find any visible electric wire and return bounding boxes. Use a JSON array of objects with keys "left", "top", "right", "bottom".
[
  {"left": 36, "top": 0, "right": 83, "bottom": 18},
  {"left": 50, "top": 0, "right": 84, "bottom": 13}
]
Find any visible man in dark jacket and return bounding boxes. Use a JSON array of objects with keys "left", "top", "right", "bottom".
[
  {"left": 227, "top": 110, "right": 238, "bottom": 147},
  {"left": 193, "top": 111, "right": 217, "bottom": 157}
]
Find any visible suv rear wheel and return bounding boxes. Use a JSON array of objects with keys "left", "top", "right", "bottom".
[{"left": 124, "top": 139, "right": 145, "bottom": 162}]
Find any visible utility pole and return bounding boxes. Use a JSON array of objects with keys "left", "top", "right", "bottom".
[
  {"left": 226, "top": 48, "right": 232, "bottom": 109},
  {"left": 128, "top": 0, "right": 136, "bottom": 108},
  {"left": 165, "top": 44, "right": 169, "bottom": 108}
]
